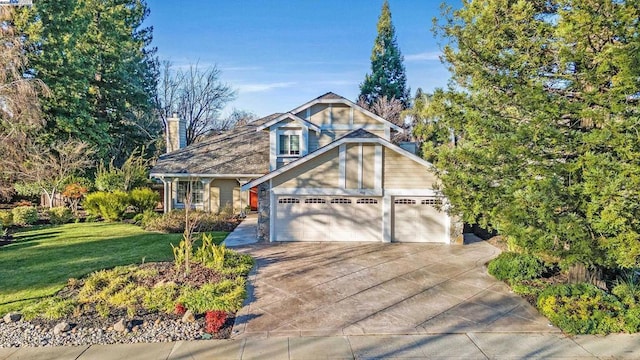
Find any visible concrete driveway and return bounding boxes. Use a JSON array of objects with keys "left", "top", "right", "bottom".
[{"left": 232, "top": 238, "right": 557, "bottom": 338}]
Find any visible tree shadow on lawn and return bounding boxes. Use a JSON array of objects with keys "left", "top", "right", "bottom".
[{"left": 0, "top": 229, "right": 183, "bottom": 303}]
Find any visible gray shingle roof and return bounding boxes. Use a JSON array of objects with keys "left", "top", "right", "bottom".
[{"left": 150, "top": 114, "right": 281, "bottom": 176}]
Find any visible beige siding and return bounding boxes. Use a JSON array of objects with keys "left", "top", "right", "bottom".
[
  {"left": 273, "top": 148, "right": 340, "bottom": 188},
  {"left": 345, "top": 144, "right": 359, "bottom": 189},
  {"left": 362, "top": 145, "right": 376, "bottom": 189},
  {"left": 331, "top": 104, "right": 351, "bottom": 125},
  {"left": 211, "top": 179, "right": 240, "bottom": 212},
  {"left": 383, "top": 148, "right": 438, "bottom": 188},
  {"left": 210, "top": 186, "right": 220, "bottom": 213},
  {"left": 308, "top": 133, "right": 320, "bottom": 152},
  {"left": 353, "top": 109, "right": 379, "bottom": 126},
  {"left": 308, "top": 104, "right": 330, "bottom": 127}
]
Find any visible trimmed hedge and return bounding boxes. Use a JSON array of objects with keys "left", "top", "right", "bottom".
[
  {"left": 130, "top": 188, "right": 160, "bottom": 213},
  {"left": 0, "top": 210, "right": 13, "bottom": 227}
]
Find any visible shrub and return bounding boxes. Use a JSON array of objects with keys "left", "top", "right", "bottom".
[
  {"left": 11, "top": 206, "right": 39, "bottom": 226},
  {"left": 130, "top": 188, "right": 160, "bottom": 213},
  {"left": 84, "top": 191, "right": 131, "bottom": 221},
  {"left": 145, "top": 210, "right": 237, "bottom": 233},
  {"left": 178, "top": 278, "right": 247, "bottom": 313},
  {"left": 488, "top": 252, "right": 547, "bottom": 283},
  {"left": 0, "top": 210, "right": 13, "bottom": 227},
  {"left": 174, "top": 302, "right": 187, "bottom": 315},
  {"left": 205, "top": 310, "right": 227, "bottom": 333},
  {"left": 612, "top": 272, "right": 640, "bottom": 307},
  {"left": 22, "top": 297, "right": 77, "bottom": 321},
  {"left": 48, "top": 206, "right": 73, "bottom": 225},
  {"left": 537, "top": 283, "right": 625, "bottom": 334}
]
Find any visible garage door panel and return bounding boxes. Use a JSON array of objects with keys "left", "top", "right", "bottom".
[
  {"left": 275, "top": 196, "right": 382, "bottom": 242},
  {"left": 393, "top": 197, "right": 447, "bottom": 243}
]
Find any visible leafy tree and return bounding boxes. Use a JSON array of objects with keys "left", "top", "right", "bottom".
[
  {"left": 157, "top": 62, "right": 236, "bottom": 145},
  {"left": 404, "top": 88, "right": 450, "bottom": 161},
  {"left": 95, "top": 148, "right": 150, "bottom": 192},
  {"left": 0, "top": 7, "right": 49, "bottom": 201},
  {"left": 15, "top": 140, "right": 94, "bottom": 209},
  {"left": 429, "top": 0, "right": 640, "bottom": 268},
  {"left": 358, "top": 0, "right": 410, "bottom": 108},
  {"left": 15, "top": 0, "right": 160, "bottom": 164}
]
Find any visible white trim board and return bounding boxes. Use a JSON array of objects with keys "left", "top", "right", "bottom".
[
  {"left": 272, "top": 188, "right": 383, "bottom": 196},
  {"left": 241, "top": 129, "right": 436, "bottom": 191}
]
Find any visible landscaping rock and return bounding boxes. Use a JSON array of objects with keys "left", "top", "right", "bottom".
[
  {"left": 113, "top": 318, "right": 128, "bottom": 332},
  {"left": 53, "top": 321, "right": 71, "bottom": 335},
  {"left": 182, "top": 310, "right": 195, "bottom": 323},
  {"left": 3, "top": 312, "right": 22, "bottom": 323}
]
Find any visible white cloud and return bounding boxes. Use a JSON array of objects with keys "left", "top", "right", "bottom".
[
  {"left": 405, "top": 51, "right": 441, "bottom": 62},
  {"left": 220, "top": 66, "right": 262, "bottom": 72},
  {"left": 236, "top": 82, "right": 297, "bottom": 93}
]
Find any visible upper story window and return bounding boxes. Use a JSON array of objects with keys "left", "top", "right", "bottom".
[
  {"left": 177, "top": 181, "right": 204, "bottom": 204},
  {"left": 279, "top": 133, "right": 300, "bottom": 156}
]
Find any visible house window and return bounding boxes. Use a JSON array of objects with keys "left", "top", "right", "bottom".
[
  {"left": 330, "top": 198, "right": 352, "bottom": 204},
  {"left": 279, "top": 134, "right": 300, "bottom": 155},
  {"left": 177, "top": 181, "right": 204, "bottom": 204},
  {"left": 356, "top": 198, "right": 378, "bottom": 204},
  {"left": 278, "top": 198, "right": 300, "bottom": 204},
  {"left": 394, "top": 198, "right": 416, "bottom": 205},
  {"left": 305, "top": 198, "right": 326, "bottom": 204},
  {"left": 421, "top": 198, "right": 443, "bottom": 206}
]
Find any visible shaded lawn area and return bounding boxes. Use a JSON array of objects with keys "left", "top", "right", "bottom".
[{"left": 0, "top": 222, "right": 228, "bottom": 314}]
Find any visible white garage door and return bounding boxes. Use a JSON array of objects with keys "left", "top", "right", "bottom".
[
  {"left": 275, "top": 196, "right": 382, "bottom": 241},
  {"left": 392, "top": 197, "right": 448, "bottom": 243}
]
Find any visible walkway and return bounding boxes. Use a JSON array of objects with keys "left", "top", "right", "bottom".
[
  {"left": 222, "top": 213, "right": 258, "bottom": 247},
  {"left": 1, "top": 333, "right": 639, "bottom": 359}
]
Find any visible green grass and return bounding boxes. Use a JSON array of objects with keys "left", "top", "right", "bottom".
[{"left": 0, "top": 223, "right": 228, "bottom": 314}]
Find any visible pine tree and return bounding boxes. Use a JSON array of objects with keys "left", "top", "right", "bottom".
[
  {"left": 15, "top": 0, "right": 160, "bottom": 164},
  {"left": 359, "top": 0, "right": 410, "bottom": 108},
  {"left": 428, "top": 0, "right": 640, "bottom": 269}
]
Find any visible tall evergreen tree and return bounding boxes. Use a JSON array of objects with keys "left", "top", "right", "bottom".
[
  {"left": 427, "top": 0, "right": 640, "bottom": 268},
  {"left": 15, "top": 0, "right": 160, "bottom": 164},
  {"left": 359, "top": 0, "right": 410, "bottom": 108}
]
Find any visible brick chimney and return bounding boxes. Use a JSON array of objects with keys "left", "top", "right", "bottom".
[{"left": 166, "top": 114, "right": 186, "bottom": 153}]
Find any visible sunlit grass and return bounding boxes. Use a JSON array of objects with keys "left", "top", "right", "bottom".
[{"left": 0, "top": 222, "right": 228, "bottom": 314}]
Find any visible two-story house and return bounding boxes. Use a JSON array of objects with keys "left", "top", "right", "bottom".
[{"left": 150, "top": 92, "right": 462, "bottom": 244}]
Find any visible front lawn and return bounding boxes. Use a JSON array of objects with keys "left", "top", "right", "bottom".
[{"left": 0, "top": 223, "right": 228, "bottom": 314}]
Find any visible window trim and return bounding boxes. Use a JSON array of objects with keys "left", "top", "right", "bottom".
[
  {"left": 176, "top": 181, "right": 204, "bottom": 205},
  {"left": 277, "top": 129, "right": 302, "bottom": 157}
]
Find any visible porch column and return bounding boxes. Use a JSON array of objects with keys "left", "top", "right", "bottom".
[
  {"left": 162, "top": 177, "right": 174, "bottom": 213},
  {"left": 201, "top": 179, "right": 212, "bottom": 212}
]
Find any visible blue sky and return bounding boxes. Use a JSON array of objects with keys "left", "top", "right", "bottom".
[{"left": 147, "top": 1, "right": 458, "bottom": 117}]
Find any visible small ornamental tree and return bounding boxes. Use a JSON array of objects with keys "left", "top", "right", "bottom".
[{"left": 62, "top": 183, "right": 88, "bottom": 216}]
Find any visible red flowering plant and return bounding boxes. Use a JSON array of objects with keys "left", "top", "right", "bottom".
[{"left": 204, "top": 310, "right": 227, "bottom": 333}]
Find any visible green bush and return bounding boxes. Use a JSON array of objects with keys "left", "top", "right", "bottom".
[
  {"left": 130, "top": 188, "right": 160, "bottom": 213},
  {"left": 537, "top": 283, "right": 625, "bottom": 334},
  {"left": 145, "top": 210, "right": 236, "bottom": 233},
  {"left": 178, "top": 278, "right": 247, "bottom": 313},
  {"left": 612, "top": 273, "right": 640, "bottom": 307},
  {"left": 48, "top": 206, "right": 73, "bottom": 225},
  {"left": 0, "top": 210, "right": 13, "bottom": 227},
  {"left": 84, "top": 191, "right": 131, "bottom": 221},
  {"left": 21, "top": 297, "right": 77, "bottom": 321},
  {"left": 488, "top": 252, "right": 547, "bottom": 282},
  {"left": 11, "top": 206, "right": 39, "bottom": 226}
]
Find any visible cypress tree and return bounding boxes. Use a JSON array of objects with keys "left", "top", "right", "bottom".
[{"left": 359, "top": 0, "right": 410, "bottom": 108}]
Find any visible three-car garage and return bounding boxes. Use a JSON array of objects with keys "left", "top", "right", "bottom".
[{"left": 273, "top": 195, "right": 449, "bottom": 243}]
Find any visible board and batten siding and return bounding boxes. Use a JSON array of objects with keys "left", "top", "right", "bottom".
[
  {"left": 383, "top": 148, "right": 438, "bottom": 189},
  {"left": 210, "top": 179, "right": 242, "bottom": 212},
  {"left": 272, "top": 147, "right": 340, "bottom": 188}
]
